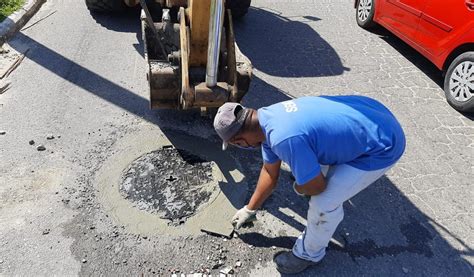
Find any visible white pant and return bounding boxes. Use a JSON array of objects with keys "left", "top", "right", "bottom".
[{"left": 292, "top": 164, "right": 393, "bottom": 262}]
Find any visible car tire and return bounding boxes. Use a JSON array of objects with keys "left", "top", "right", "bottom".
[
  {"left": 444, "top": 51, "right": 474, "bottom": 113},
  {"left": 356, "top": 0, "right": 376, "bottom": 28},
  {"left": 85, "top": 0, "right": 127, "bottom": 13},
  {"left": 226, "top": 0, "right": 251, "bottom": 19}
]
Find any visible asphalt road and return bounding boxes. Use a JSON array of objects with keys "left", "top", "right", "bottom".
[{"left": 0, "top": 0, "right": 473, "bottom": 276}]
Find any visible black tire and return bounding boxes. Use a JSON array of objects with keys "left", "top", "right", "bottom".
[
  {"left": 444, "top": 51, "right": 474, "bottom": 112},
  {"left": 226, "top": 0, "right": 251, "bottom": 19},
  {"left": 85, "top": 0, "right": 127, "bottom": 13},
  {"left": 356, "top": 0, "right": 376, "bottom": 29}
]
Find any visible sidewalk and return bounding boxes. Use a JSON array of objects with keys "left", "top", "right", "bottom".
[{"left": 0, "top": 0, "right": 45, "bottom": 45}]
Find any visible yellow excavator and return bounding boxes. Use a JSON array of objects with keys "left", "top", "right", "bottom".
[{"left": 85, "top": 0, "right": 253, "bottom": 111}]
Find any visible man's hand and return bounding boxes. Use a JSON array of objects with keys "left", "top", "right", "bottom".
[
  {"left": 231, "top": 206, "right": 257, "bottom": 229},
  {"left": 233, "top": 162, "right": 280, "bottom": 229}
]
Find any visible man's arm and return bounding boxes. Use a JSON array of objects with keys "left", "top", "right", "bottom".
[
  {"left": 294, "top": 172, "right": 326, "bottom": 196},
  {"left": 247, "top": 160, "right": 281, "bottom": 210}
]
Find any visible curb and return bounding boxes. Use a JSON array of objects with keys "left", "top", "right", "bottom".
[{"left": 0, "top": 0, "right": 46, "bottom": 46}]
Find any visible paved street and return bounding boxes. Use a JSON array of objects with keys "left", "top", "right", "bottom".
[{"left": 0, "top": 0, "right": 472, "bottom": 276}]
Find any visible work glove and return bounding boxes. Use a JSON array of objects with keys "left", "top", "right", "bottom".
[{"left": 231, "top": 205, "right": 257, "bottom": 229}]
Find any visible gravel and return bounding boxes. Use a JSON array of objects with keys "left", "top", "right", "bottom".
[
  {"left": 220, "top": 266, "right": 234, "bottom": 275},
  {"left": 36, "top": 145, "right": 46, "bottom": 151}
]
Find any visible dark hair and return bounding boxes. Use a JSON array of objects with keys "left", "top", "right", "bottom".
[{"left": 239, "top": 109, "right": 258, "bottom": 135}]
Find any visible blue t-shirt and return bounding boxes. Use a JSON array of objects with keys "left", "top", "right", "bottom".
[{"left": 258, "top": 96, "right": 406, "bottom": 185}]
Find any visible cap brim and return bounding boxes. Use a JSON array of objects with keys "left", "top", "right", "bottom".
[
  {"left": 222, "top": 141, "right": 229, "bottom": 151},
  {"left": 222, "top": 141, "right": 228, "bottom": 151}
]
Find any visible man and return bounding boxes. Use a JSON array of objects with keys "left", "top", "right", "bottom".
[{"left": 213, "top": 95, "right": 406, "bottom": 274}]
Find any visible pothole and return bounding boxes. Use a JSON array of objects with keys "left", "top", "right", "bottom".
[
  {"left": 120, "top": 146, "right": 217, "bottom": 224},
  {"left": 96, "top": 128, "right": 247, "bottom": 236}
]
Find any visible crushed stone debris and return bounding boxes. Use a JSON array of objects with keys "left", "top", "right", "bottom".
[
  {"left": 120, "top": 148, "right": 215, "bottom": 222},
  {"left": 235, "top": 261, "right": 242, "bottom": 267},
  {"left": 36, "top": 145, "right": 46, "bottom": 151},
  {"left": 220, "top": 266, "right": 234, "bottom": 275},
  {"left": 0, "top": 46, "right": 9, "bottom": 54}
]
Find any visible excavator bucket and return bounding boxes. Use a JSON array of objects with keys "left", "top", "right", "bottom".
[{"left": 141, "top": 0, "right": 252, "bottom": 110}]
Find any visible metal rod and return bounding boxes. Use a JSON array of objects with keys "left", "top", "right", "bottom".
[
  {"left": 205, "top": 0, "right": 225, "bottom": 87},
  {"left": 139, "top": 0, "right": 167, "bottom": 59}
]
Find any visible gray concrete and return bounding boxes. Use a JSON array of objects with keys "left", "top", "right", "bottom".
[{"left": 0, "top": 0, "right": 472, "bottom": 276}]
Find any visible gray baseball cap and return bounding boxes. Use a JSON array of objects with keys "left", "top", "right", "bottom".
[{"left": 213, "top": 102, "right": 250, "bottom": 150}]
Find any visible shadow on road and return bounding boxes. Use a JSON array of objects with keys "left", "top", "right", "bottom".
[
  {"left": 236, "top": 172, "right": 473, "bottom": 276},
  {"left": 0, "top": 18, "right": 16, "bottom": 45},
  {"left": 365, "top": 26, "right": 473, "bottom": 119},
  {"left": 7, "top": 11, "right": 472, "bottom": 275},
  {"left": 88, "top": 9, "right": 145, "bottom": 57},
  {"left": 234, "top": 7, "right": 350, "bottom": 78}
]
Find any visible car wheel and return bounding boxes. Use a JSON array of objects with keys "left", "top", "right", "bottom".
[
  {"left": 85, "top": 0, "right": 128, "bottom": 13},
  {"left": 444, "top": 51, "right": 474, "bottom": 112},
  {"left": 356, "top": 0, "right": 376, "bottom": 28}
]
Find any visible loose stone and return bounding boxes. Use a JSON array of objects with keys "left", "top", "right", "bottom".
[
  {"left": 220, "top": 266, "right": 234, "bottom": 275},
  {"left": 120, "top": 148, "right": 215, "bottom": 222}
]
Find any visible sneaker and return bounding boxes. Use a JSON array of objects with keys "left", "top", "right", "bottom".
[{"left": 273, "top": 250, "right": 318, "bottom": 274}]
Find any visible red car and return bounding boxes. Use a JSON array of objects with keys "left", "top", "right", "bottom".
[{"left": 355, "top": 0, "right": 474, "bottom": 112}]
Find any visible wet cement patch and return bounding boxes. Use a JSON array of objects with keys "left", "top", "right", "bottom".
[
  {"left": 95, "top": 126, "right": 247, "bottom": 237},
  {"left": 120, "top": 148, "right": 215, "bottom": 223}
]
